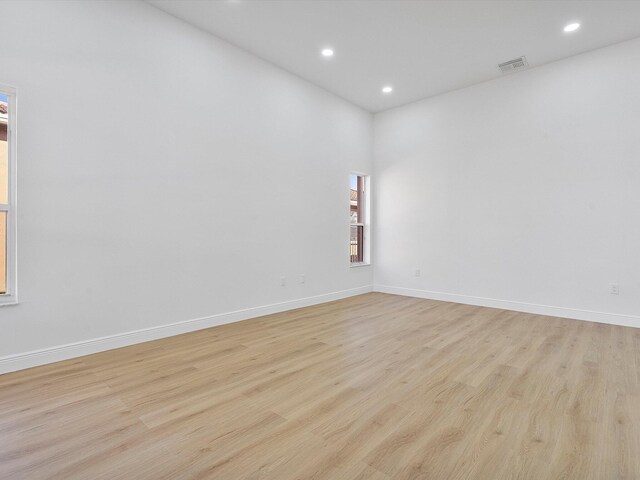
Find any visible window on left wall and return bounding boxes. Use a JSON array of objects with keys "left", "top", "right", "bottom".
[
  {"left": 0, "top": 87, "right": 16, "bottom": 303},
  {"left": 350, "top": 173, "right": 370, "bottom": 266}
]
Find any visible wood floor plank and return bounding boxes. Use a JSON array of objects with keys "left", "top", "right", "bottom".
[{"left": 0, "top": 292, "right": 638, "bottom": 479}]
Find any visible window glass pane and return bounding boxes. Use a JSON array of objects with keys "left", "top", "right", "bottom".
[
  {"left": 350, "top": 174, "right": 359, "bottom": 224},
  {"left": 0, "top": 94, "right": 7, "bottom": 205},
  {"left": 350, "top": 225, "right": 363, "bottom": 263},
  {"left": 0, "top": 211, "right": 6, "bottom": 294}
]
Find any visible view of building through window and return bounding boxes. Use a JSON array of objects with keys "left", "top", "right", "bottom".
[{"left": 0, "top": 92, "right": 10, "bottom": 294}]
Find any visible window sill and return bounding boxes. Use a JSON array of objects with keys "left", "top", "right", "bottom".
[
  {"left": 350, "top": 262, "right": 371, "bottom": 268},
  {"left": 0, "top": 296, "right": 18, "bottom": 306}
]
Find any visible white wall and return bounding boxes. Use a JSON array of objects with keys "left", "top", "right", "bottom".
[
  {"left": 374, "top": 37, "right": 640, "bottom": 327},
  {"left": 0, "top": 0, "right": 373, "bottom": 371}
]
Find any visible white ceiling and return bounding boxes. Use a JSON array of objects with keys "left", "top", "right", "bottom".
[{"left": 148, "top": 0, "right": 640, "bottom": 112}]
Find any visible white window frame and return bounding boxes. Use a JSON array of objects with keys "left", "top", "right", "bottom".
[
  {"left": 0, "top": 85, "right": 17, "bottom": 305},
  {"left": 349, "top": 172, "right": 370, "bottom": 267}
]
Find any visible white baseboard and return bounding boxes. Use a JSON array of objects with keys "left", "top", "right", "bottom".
[
  {"left": 374, "top": 285, "right": 640, "bottom": 329},
  {"left": 0, "top": 285, "right": 373, "bottom": 375}
]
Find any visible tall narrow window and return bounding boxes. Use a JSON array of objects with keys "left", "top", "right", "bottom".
[
  {"left": 0, "top": 87, "right": 16, "bottom": 303},
  {"left": 350, "top": 173, "right": 369, "bottom": 265}
]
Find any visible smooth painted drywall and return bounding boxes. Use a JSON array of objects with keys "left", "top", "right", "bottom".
[
  {"left": 374, "top": 37, "right": 640, "bottom": 325},
  {"left": 0, "top": 0, "right": 372, "bottom": 364}
]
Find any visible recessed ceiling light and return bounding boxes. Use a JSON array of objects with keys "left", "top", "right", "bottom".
[
  {"left": 321, "top": 48, "right": 334, "bottom": 57},
  {"left": 564, "top": 22, "right": 580, "bottom": 33},
  {"left": 382, "top": 86, "right": 393, "bottom": 94}
]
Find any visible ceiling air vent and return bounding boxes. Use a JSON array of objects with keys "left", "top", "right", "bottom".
[{"left": 498, "top": 56, "right": 529, "bottom": 73}]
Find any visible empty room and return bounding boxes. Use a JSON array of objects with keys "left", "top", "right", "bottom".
[{"left": 1, "top": 0, "right": 639, "bottom": 478}]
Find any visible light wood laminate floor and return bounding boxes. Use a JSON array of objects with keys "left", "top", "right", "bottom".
[{"left": 1, "top": 293, "right": 639, "bottom": 479}]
